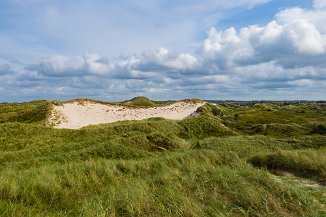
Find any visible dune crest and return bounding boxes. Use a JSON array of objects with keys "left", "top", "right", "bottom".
[{"left": 48, "top": 100, "right": 204, "bottom": 129}]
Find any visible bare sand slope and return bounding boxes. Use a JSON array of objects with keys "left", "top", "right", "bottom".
[{"left": 49, "top": 101, "right": 204, "bottom": 129}]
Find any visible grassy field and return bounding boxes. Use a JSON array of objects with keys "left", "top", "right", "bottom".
[{"left": 0, "top": 99, "right": 325, "bottom": 216}]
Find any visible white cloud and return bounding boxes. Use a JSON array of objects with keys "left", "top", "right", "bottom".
[
  {"left": 153, "top": 47, "right": 199, "bottom": 70},
  {"left": 118, "top": 56, "right": 141, "bottom": 69},
  {"left": 276, "top": 6, "right": 326, "bottom": 33},
  {"left": 83, "top": 54, "right": 114, "bottom": 75},
  {"left": 200, "top": 5, "right": 326, "bottom": 70},
  {"left": 202, "top": 27, "right": 253, "bottom": 69},
  {"left": 32, "top": 55, "right": 84, "bottom": 76},
  {"left": 275, "top": 7, "right": 326, "bottom": 55},
  {"left": 314, "top": 0, "right": 326, "bottom": 9},
  {"left": 134, "top": 47, "right": 199, "bottom": 72},
  {"left": 288, "top": 79, "right": 314, "bottom": 87},
  {"left": 26, "top": 54, "right": 113, "bottom": 77},
  {"left": 284, "top": 19, "right": 325, "bottom": 55}
]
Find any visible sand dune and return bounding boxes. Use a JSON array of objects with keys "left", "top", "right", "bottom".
[{"left": 49, "top": 101, "right": 204, "bottom": 129}]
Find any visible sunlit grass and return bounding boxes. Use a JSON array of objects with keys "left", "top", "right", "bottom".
[{"left": 0, "top": 100, "right": 325, "bottom": 216}]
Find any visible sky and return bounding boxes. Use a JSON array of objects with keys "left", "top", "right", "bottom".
[{"left": 0, "top": 0, "right": 325, "bottom": 102}]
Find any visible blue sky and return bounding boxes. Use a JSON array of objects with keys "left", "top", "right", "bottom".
[{"left": 0, "top": 0, "right": 325, "bottom": 101}]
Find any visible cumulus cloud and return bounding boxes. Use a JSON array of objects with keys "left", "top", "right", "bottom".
[
  {"left": 25, "top": 47, "right": 199, "bottom": 79},
  {"left": 201, "top": 16, "right": 326, "bottom": 69},
  {"left": 136, "top": 47, "right": 199, "bottom": 72},
  {"left": 195, "top": 1, "right": 326, "bottom": 98},
  {"left": 26, "top": 54, "right": 114, "bottom": 77}
]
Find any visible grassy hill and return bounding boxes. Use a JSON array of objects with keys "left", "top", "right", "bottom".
[
  {"left": 122, "top": 96, "right": 160, "bottom": 107},
  {"left": 0, "top": 99, "right": 325, "bottom": 216}
]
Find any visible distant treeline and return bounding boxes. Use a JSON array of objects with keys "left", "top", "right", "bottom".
[{"left": 205, "top": 100, "right": 326, "bottom": 105}]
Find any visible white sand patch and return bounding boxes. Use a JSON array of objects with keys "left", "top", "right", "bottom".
[{"left": 48, "top": 101, "right": 204, "bottom": 129}]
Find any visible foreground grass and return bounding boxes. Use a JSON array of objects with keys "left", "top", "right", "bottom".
[
  {"left": 1, "top": 151, "right": 323, "bottom": 216},
  {"left": 0, "top": 100, "right": 325, "bottom": 216}
]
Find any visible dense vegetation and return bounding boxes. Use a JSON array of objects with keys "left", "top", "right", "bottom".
[
  {"left": 0, "top": 99, "right": 325, "bottom": 216},
  {"left": 0, "top": 100, "right": 52, "bottom": 124}
]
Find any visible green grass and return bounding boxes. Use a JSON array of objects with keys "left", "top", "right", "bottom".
[
  {"left": 122, "top": 96, "right": 159, "bottom": 107},
  {"left": 218, "top": 102, "right": 326, "bottom": 137},
  {"left": 0, "top": 100, "right": 52, "bottom": 124},
  {"left": 0, "top": 99, "right": 325, "bottom": 216},
  {"left": 249, "top": 148, "right": 326, "bottom": 181}
]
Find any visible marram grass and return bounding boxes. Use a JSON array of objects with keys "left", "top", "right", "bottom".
[{"left": 0, "top": 100, "right": 325, "bottom": 216}]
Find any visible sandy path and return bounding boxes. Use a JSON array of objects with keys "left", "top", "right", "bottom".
[{"left": 49, "top": 101, "right": 204, "bottom": 129}]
